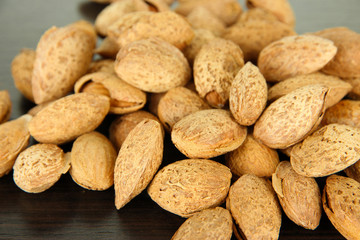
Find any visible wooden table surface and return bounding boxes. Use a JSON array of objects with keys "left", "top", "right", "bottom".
[{"left": 0, "top": 0, "right": 359, "bottom": 239}]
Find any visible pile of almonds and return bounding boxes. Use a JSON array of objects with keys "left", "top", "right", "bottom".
[{"left": 1, "top": 0, "right": 360, "bottom": 239}]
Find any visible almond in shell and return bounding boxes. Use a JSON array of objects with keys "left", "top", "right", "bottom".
[
  {"left": 171, "top": 109, "right": 247, "bottom": 159},
  {"left": 322, "top": 175, "right": 360, "bottom": 240},
  {"left": 345, "top": 161, "right": 360, "bottom": 183},
  {"left": 344, "top": 77, "right": 360, "bottom": 100},
  {"left": 290, "top": 123, "right": 360, "bottom": 177},
  {"left": 87, "top": 59, "right": 115, "bottom": 75},
  {"left": 0, "top": 90, "right": 11, "bottom": 124},
  {"left": 171, "top": 207, "right": 233, "bottom": 240},
  {"left": 94, "top": 37, "right": 120, "bottom": 59},
  {"left": 272, "top": 161, "right": 321, "bottom": 229},
  {"left": 114, "top": 119, "right": 164, "bottom": 209},
  {"left": 148, "top": 159, "right": 232, "bottom": 217},
  {"left": 70, "top": 131, "right": 117, "bottom": 191},
  {"left": 321, "top": 100, "right": 360, "bottom": 128},
  {"left": 13, "top": 143, "right": 70, "bottom": 193}
]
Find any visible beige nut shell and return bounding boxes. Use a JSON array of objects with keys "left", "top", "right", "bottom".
[
  {"left": 272, "top": 161, "right": 321, "bottom": 229},
  {"left": 70, "top": 131, "right": 117, "bottom": 191},
  {"left": 253, "top": 84, "right": 328, "bottom": 149},
  {"left": 13, "top": 143, "right": 70, "bottom": 193},
  {"left": 148, "top": 159, "right": 232, "bottom": 217},
  {"left": 115, "top": 37, "right": 191, "bottom": 93},
  {"left": 322, "top": 100, "right": 360, "bottom": 128},
  {"left": 323, "top": 175, "right": 360, "bottom": 240},
  {"left": 258, "top": 35, "right": 337, "bottom": 82},
  {"left": 115, "top": 119, "right": 164, "bottom": 209},
  {"left": 227, "top": 174, "right": 281, "bottom": 240},
  {"left": 171, "top": 109, "right": 247, "bottom": 159},
  {"left": 290, "top": 123, "right": 360, "bottom": 177},
  {"left": 171, "top": 207, "right": 233, "bottom": 240},
  {"left": 194, "top": 38, "right": 244, "bottom": 108},
  {"left": 28, "top": 93, "right": 110, "bottom": 145}
]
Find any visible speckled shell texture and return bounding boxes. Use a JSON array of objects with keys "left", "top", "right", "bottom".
[
  {"left": 74, "top": 72, "right": 146, "bottom": 114},
  {"left": 253, "top": 84, "right": 328, "bottom": 149},
  {"left": 272, "top": 161, "right": 321, "bottom": 229},
  {"left": 257, "top": 35, "right": 337, "bottom": 82},
  {"left": 322, "top": 100, "right": 360, "bottom": 128},
  {"left": 0, "top": 90, "right": 11, "bottom": 124},
  {"left": 229, "top": 62, "right": 268, "bottom": 126},
  {"left": 158, "top": 86, "right": 210, "bottom": 131},
  {"left": 172, "top": 109, "right": 247, "bottom": 159},
  {"left": 312, "top": 27, "right": 360, "bottom": 79},
  {"left": 114, "top": 119, "right": 164, "bottom": 209},
  {"left": 290, "top": 123, "right": 360, "bottom": 177},
  {"left": 11, "top": 48, "right": 36, "bottom": 102},
  {"left": 268, "top": 72, "right": 352, "bottom": 108},
  {"left": 115, "top": 37, "right": 191, "bottom": 93},
  {"left": 193, "top": 38, "right": 244, "bottom": 108},
  {"left": 225, "top": 134, "right": 279, "bottom": 178},
  {"left": 171, "top": 207, "right": 233, "bottom": 240},
  {"left": 323, "top": 175, "right": 360, "bottom": 240},
  {"left": 28, "top": 93, "right": 110, "bottom": 145},
  {"left": 70, "top": 131, "right": 117, "bottom": 191},
  {"left": 13, "top": 144, "right": 70, "bottom": 193},
  {"left": 32, "top": 23, "right": 96, "bottom": 104},
  {"left": 0, "top": 115, "right": 32, "bottom": 177},
  {"left": 148, "top": 159, "right": 232, "bottom": 217},
  {"left": 227, "top": 174, "right": 281, "bottom": 240}
]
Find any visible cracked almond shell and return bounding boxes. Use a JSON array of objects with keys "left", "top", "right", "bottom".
[
  {"left": 253, "top": 84, "right": 328, "bottom": 149},
  {"left": 115, "top": 119, "right": 164, "bottom": 209},
  {"left": 13, "top": 143, "right": 70, "bottom": 193},
  {"left": 148, "top": 159, "right": 232, "bottom": 217},
  {"left": 171, "top": 109, "right": 247, "bottom": 159},
  {"left": 290, "top": 123, "right": 360, "bottom": 177},
  {"left": 272, "top": 161, "right": 321, "bottom": 229},
  {"left": 323, "top": 175, "right": 360, "bottom": 240}
]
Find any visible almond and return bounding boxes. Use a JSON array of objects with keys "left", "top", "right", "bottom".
[
  {"left": 13, "top": 143, "right": 70, "bottom": 193},
  {"left": 322, "top": 100, "right": 360, "bottom": 128},
  {"left": 345, "top": 161, "right": 360, "bottom": 183},
  {"left": 0, "top": 90, "right": 11, "bottom": 124},
  {"left": 94, "top": 37, "right": 120, "bottom": 59},
  {"left": 87, "top": 59, "right": 115, "bottom": 75},
  {"left": 344, "top": 77, "right": 360, "bottom": 100},
  {"left": 148, "top": 159, "right": 232, "bottom": 217},
  {"left": 171, "top": 109, "right": 247, "bottom": 159}
]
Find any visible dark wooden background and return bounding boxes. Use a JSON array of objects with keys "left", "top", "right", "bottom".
[{"left": 1, "top": 0, "right": 359, "bottom": 239}]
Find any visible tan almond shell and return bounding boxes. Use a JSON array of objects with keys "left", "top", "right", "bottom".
[
  {"left": 94, "top": 0, "right": 149, "bottom": 36},
  {"left": 11, "top": 48, "right": 35, "bottom": 102},
  {"left": 28, "top": 93, "right": 110, "bottom": 145},
  {"left": 0, "top": 90, "right": 11, "bottom": 124},
  {"left": 171, "top": 109, "right": 247, "bottom": 159},
  {"left": 0, "top": 114, "right": 32, "bottom": 177},
  {"left": 225, "top": 134, "right": 279, "bottom": 178},
  {"left": 290, "top": 123, "right": 360, "bottom": 177},
  {"left": 257, "top": 35, "right": 337, "bottom": 82},
  {"left": 114, "top": 119, "right": 164, "bottom": 209},
  {"left": 175, "top": 0, "right": 242, "bottom": 26},
  {"left": 229, "top": 62, "right": 268, "bottom": 126},
  {"left": 70, "top": 131, "right": 117, "bottom": 191},
  {"left": 193, "top": 38, "right": 244, "bottom": 108},
  {"left": 253, "top": 84, "right": 328, "bottom": 149},
  {"left": 171, "top": 207, "right": 233, "bottom": 240},
  {"left": 272, "top": 161, "right": 321, "bottom": 229},
  {"left": 268, "top": 72, "right": 353, "bottom": 108},
  {"left": 87, "top": 59, "right": 116, "bottom": 75},
  {"left": 109, "top": 110, "right": 160, "bottom": 152},
  {"left": 147, "top": 159, "right": 232, "bottom": 217},
  {"left": 246, "top": 0, "right": 295, "bottom": 26},
  {"left": 227, "top": 174, "right": 282, "bottom": 240},
  {"left": 322, "top": 175, "right": 360, "bottom": 240},
  {"left": 345, "top": 161, "right": 360, "bottom": 183},
  {"left": 322, "top": 100, "right": 360, "bottom": 128},
  {"left": 158, "top": 86, "right": 210, "bottom": 132},
  {"left": 183, "top": 28, "right": 216, "bottom": 66},
  {"left": 115, "top": 37, "right": 191, "bottom": 93},
  {"left": 108, "top": 11, "right": 194, "bottom": 50},
  {"left": 186, "top": 6, "right": 226, "bottom": 37},
  {"left": 94, "top": 37, "right": 120, "bottom": 59},
  {"left": 344, "top": 77, "right": 360, "bottom": 100},
  {"left": 223, "top": 17, "right": 296, "bottom": 62},
  {"left": 311, "top": 27, "right": 360, "bottom": 79},
  {"left": 13, "top": 143, "right": 70, "bottom": 193},
  {"left": 148, "top": 92, "right": 166, "bottom": 116},
  {"left": 74, "top": 72, "right": 146, "bottom": 114},
  {"left": 32, "top": 23, "right": 96, "bottom": 104}
]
